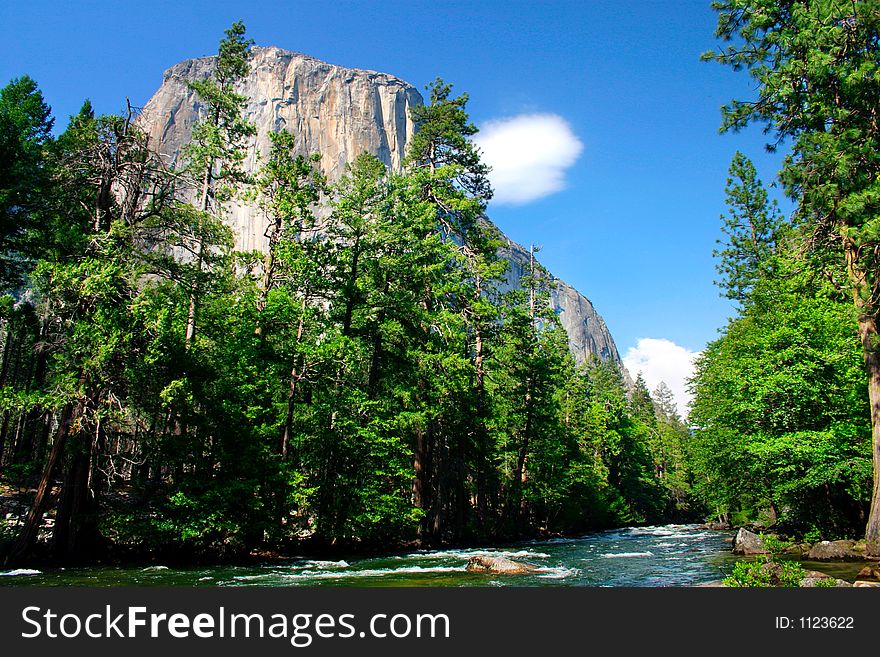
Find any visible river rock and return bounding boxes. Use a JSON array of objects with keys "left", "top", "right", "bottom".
[
  {"left": 732, "top": 528, "right": 769, "bottom": 555},
  {"left": 797, "top": 569, "right": 850, "bottom": 587},
  {"left": 856, "top": 565, "right": 880, "bottom": 581},
  {"left": 807, "top": 540, "right": 860, "bottom": 561},
  {"left": 465, "top": 555, "right": 535, "bottom": 575},
  {"left": 852, "top": 580, "right": 880, "bottom": 587},
  {"left": 800, "top": 576, "right": 851, "bottom": 588}
]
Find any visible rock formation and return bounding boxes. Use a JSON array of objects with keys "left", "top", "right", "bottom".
[
  {"left": 139, "top": 46, "right": 625, "bottom": 369},
  {"left": 806, "top": 539, "right": 861, "bottom": 561},
  {"left": 732, "top": 528, "right": 769, "bottom": 555},
  {"left": 465, "top": 555, "right": 535, "bottom": 575}
]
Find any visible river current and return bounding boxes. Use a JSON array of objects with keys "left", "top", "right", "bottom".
[{"left": 0, "top": 524, "right": 746, "bottom": 587}]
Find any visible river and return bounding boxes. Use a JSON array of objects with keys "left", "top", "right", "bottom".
[{"left": 0, "top": 524, "right": 754, "bottom": 587}]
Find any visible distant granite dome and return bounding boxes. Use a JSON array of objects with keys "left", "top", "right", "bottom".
[{"left": 138, "top": 45, "right": 626, "bottom": 373}]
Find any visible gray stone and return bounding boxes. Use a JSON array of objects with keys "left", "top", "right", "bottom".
[
  {"left": 732, "top": 528, "right": 769, "bottom": 555},
  {"left": 800, "top": 577, "right": 851, "bottom": 587},
  {"left": 465, "top": 555, "right": 535, "bottom": 575},
  {"left": 138, "top": 46, "right": 627, "bottom": 373},
  {"left": 807, "top": 540, "right": 859, "bottom": 561}
]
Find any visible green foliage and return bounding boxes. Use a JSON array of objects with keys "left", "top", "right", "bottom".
[
  {"left": 0, "top": 27, "right": 687, "bottom": 564},
  {"left": 704, "top": 0, "right": 880, "bottom": 552},
  {"left": 407, "top": 78, "right": 492, "bottom": 204},
  {"left": 723, "top": 560, "right": 773, "bottom": 587},
  {"left": 714, "top": 152, "right": 782, "bottom": 305},
  {"left": 724, "top": 532, "right": 806, "bottom": 587},
  {"left": 0, "top": 76, "right": 53, "bottom": 290},
  {"left": 723, "top": 558, "right": 805, "bottom": 588},
  {"left": 690, "top": 252, "right": 872, "bottom": 533},
  {"left": 185, "top": 21, "right": 256, "bottom": 202},
  {"left": 760, "top": 533, "right": 792, "bottom": 556},
  {"left": 804, "top": 526, "right": 823, "bottom": 544}
]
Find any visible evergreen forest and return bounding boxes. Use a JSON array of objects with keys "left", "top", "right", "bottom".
[
  {"left": 3, "top": 0, "right": 880, "bottom": 567},
  {"left": 0, "top": 24, "right": 693, "bottom": 565}
]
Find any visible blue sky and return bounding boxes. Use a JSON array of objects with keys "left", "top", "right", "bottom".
[{"left": 1, "top": 0, "right": 789, "bottom": 412}]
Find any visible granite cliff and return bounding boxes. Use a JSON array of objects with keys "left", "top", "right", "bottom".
[{"left": 139, "top": 46, "right": 624, "bottom": 370}]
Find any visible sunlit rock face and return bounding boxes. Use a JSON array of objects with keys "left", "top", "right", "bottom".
[
  {"left": 140, "top": 46, "right": 420, "bottom": 252},
  {"left": 139, "top": 45, "right": 626, "bottom": 371}
]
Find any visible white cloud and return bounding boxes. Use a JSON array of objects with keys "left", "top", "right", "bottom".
[
  {"left": 623, "top": 338, "right": 700, "bottom": 418},
  {"left": 473, "top": 113, "right": 583, "bottom": 205}
]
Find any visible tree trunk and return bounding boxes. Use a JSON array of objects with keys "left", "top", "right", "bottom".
[
  {"left": 844, "top": 236, "right": 880, "bottom": 555},
  {"left": 414, "top": 422, "right": 434, "bottom": 543},
  {"left": 4, "top": 404, "right": 74, "bottom": 566},
  {"left": 255, "top": 214, "right": 283, "bottom": 336},
  {"left": 859, "top": 312, "right": 880, "bottom": 556},
  {"left": 184, "top": 251, "right": 203, "bottom": 346},
  {"left": 185, "top": 156, "right": 215, "bottom": 347},
  {"left": 0, "top": 411, "right": 9, "bottom": 467},
  {"left": 366, "top": 276, "right": 391, "bottom": 398},
  {"left": 53, "top": 439, "right": 95, "bottom": 562},
  {"left": 280, "top": 299, "right": 308, "bottom": 461}
]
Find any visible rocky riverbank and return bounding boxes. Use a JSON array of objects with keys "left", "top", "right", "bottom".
[{"left": 723, "top": 527, "right": 880, "bottom": 587}]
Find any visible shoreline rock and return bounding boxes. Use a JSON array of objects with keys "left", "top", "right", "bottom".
[
  {"left": 732, "top": 528, "right": 769, "bottom": 555},
  {"left": 807, "top": 540, "right": 861, "bottom": 561}
]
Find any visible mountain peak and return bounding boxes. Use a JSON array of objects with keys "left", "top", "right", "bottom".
[{"left": 139, "top": 47, "right": 625, "bottom": 372}]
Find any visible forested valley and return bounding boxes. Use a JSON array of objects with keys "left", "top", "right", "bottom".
[
  {"left": 0, "top": 24, "right": 694, "bottom": 566},
  {"left": 4, "top": 1, "right": 880, "bottom": 570}
]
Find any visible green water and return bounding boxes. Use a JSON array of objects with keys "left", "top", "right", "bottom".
[{"left": 0, "top": 524, "right": 753, "bottom": 587}]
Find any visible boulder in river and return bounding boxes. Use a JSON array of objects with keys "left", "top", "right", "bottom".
[
  {"left": 732, "top": 528, "right": 769, "bottom": 555},
  {"left": 807, "top": 540, "right": 860, "bottom": 561},
  {"left": 466, "top": 555, "right": 535, "bottom": 575}
]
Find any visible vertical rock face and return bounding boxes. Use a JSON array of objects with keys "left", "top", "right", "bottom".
[
  {"left": 140, "top": 46, "right": 421, "bottom": 253},
  {"left": 497, "top": 240, "right": 624, "bottom": 370},
  {"left": 138, "top": 45, "right": 626, "bottom": 371}
]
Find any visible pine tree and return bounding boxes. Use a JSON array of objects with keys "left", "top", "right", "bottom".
[
  {"left": 713, "top": 152, "right": 782, "bottom": 305},
  {"left": 704, "top": 0, "right": 880, "bottom": 553},
  {"left": 182, "top": 21, "right": 255, "bottom": 345},
  {"left": 0, "top": 76, "right": 53, "bottom": 291},
  {"left": 404, "top": 78, "right": 500, "bottom": 541}
]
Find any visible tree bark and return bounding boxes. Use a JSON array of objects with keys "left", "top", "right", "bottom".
[
  {"left": 53, "top": 440, "right": 95, "bottom": 562},
  {"left": 414, "top": 422, "right": 434, "bottom": 543},
  {"left": 4, "top": 404, "right": 74, "bottom": 566},
  {"left": 280, "top": 298, "right": 308, "bottom": 461},
  {"left": 0, "top": 412, "right": 9, "bottom": 468},
  {"left": 185, "top": 136, "right": 216, "bottom": 347},
  {"left": 858, "top": 312, "right": 880, "bottom": 555},
  {"left": 366, "top": 276, "right": 391, "bottom": 398},
  {"left": 844, "top": 236, "right": 880, "bottom": 555}
]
